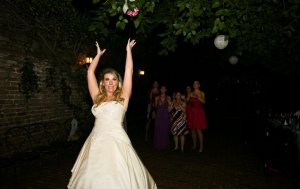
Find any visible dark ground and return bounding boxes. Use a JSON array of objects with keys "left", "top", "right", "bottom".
[{"left": 1, "top": 117, "right": 299, "bottom": 189}]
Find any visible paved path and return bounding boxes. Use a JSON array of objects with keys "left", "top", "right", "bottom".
[{"left": 0, "top": 120, "right": 296, "bottom": 189}]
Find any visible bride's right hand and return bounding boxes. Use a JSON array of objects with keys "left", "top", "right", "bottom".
[{"left": 96, "top": 41, "right": 106, "bottom": 56}]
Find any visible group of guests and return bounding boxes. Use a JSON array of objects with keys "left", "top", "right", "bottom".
[{"left": 145, "top": 80, "right": 207, "bottom": 153}]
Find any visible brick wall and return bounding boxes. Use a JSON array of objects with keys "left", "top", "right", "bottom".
[
  {"left": 0, "top": 2, "right": 95, "bottom": 156},
  {"left": 0, "top": 36, "right": 91, "bottom": 152}
]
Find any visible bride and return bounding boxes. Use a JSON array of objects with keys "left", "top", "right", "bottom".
[{"left": 68, "top": 39, "right": 157, "bottom": 189}]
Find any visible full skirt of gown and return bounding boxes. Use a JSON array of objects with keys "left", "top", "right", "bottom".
[{"left": 67, "top": 102, "right": 157, "bottom": 189}]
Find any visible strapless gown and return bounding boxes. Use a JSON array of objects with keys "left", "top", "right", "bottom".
[{"left": 67, "top": 101, "right": 157, "bottom": 189}]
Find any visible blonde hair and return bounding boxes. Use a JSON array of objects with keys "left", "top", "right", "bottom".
[{"left": 94, "top": 68, "right": 124, "bottom": 106}]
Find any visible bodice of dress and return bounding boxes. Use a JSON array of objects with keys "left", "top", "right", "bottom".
[
  {"left": 170, "top": 103, "right": 186, "bottom": 121},
  {"left": 91, "top": 101, "right": 126, "bottom": 133},
  {"left": 157, "top": 97, "right": 169, "bottom": 109},
  {"left": 92, "top": 101, "right": 125, "bottom": 121},
  {"left": 189, "top": 97, "right": 202, "bottom": 107}
]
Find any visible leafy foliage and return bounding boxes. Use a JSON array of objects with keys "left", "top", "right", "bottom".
[
  {"left": 60, "top": 77, "right": 72, "bottom": 107},
  {"left": 89, "top": 0, "right": 300, "bottom": 72},
  {"left": 44, "top": 64, "right": 57, "bottom": 92},
  {"left": 4, "top": 0, "right": 98, "bottom": 71},
  {"left": 19, "top": 58, "right": 39, "bottom": 101}
]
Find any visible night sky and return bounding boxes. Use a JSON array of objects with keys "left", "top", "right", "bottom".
[{"left": 135, "top": 38, "right": 300, "bottom": 115}]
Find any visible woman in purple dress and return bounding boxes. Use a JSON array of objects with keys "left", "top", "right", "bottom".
[{"left": 153, "top": 85, "right": 171, "bottom": 150}]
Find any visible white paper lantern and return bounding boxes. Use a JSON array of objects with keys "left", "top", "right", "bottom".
[
  {"left": 214, "top": 35, "right": 229, "bottom": 49},
  {"left": 229, "top": 55, "right": 238, "bottom": 65}
]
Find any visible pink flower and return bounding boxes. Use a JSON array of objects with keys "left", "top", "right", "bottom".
[
  {"left": 126, "top": 7, "right": 139, "bottom": 17},
  {"left": 134, "top": 8, "right": 139, "bottom": 13},
  {"left": 126, "top": 10, "right": 133, "bottom": 16}
]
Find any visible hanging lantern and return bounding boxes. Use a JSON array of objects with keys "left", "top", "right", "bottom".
[
  {"left": 214, "top": 35, "right": 229, "bottom": 49},
  {"left": 85, "top": 57, "right": 93, "bottom": 64},
  {"left": 229, "top": 55, "right": 238, "bottom": 65}
]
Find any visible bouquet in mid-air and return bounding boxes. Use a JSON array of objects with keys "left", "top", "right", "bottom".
[{"left": 123, "top": 0, "right": 139, "bottom": 17}]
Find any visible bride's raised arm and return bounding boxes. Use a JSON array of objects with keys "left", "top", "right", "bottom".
[
  {"left": 121, "top": 39, "right": 136, "bottom": 101},
  {"left": 87, "top": 41, "right": 106, "bottom": 102}
]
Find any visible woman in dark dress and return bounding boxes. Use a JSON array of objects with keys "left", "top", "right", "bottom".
[{"left": 145, "top": 81, "right": 160, "bottom": 142}]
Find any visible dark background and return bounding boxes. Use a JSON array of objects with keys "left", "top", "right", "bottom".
[{"left": 71, "top": 0, "right": 300, "bottom": 122}]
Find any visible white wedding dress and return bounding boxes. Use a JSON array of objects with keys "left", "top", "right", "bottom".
[{"left": 68, "top": 101, "right": 157, "bottom": 189}]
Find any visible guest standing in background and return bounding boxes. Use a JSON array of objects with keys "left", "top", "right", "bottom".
[
  {"left": 145, "top": 81, "right": 160, "bottom": 142},
  {"left": 169, "top": 91, "right": 189, "bottom": 152},
  {"left": 186, "top": 81, "right": 207, "bottom": 153},
  {"left": 153, "top": 85, "right": 171, "bottom": 150},
  {"left": 185, "top": 86, "right": 192, "bottom": 97}
]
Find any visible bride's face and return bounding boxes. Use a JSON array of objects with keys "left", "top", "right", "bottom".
[{"left": 103, "top": 73, "right": 119, "bottom": 94}]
